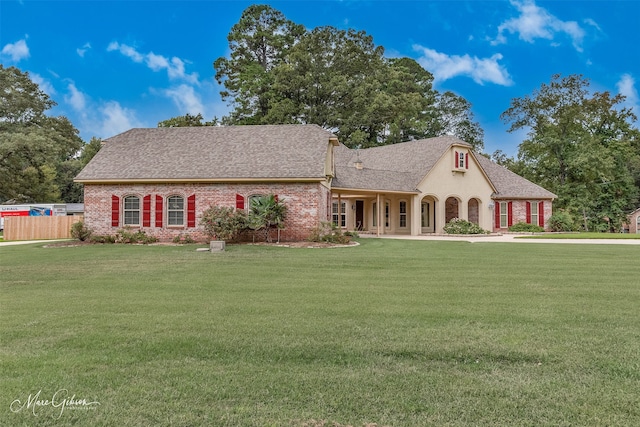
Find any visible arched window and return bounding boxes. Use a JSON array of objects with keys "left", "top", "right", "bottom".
[
  {"left": 167, "top": 195, "right": 184, "bottom": 226},
  {"left": 123, "top": 196, "right": 140, "bottom": 226}
]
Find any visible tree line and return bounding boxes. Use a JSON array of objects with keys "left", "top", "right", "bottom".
[
  {"left": 0, "top": 65, "right": 101, "bottom": 204},
  {"left": 497, "top": 74, "right": 640, "bottom": 232},
  {"left": 209, "top": 5, "right": 484, "bottom": 150}
]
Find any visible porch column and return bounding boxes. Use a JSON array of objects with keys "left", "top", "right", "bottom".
[
  {"left": 376, "top": 193, "right": 381, "bottom": 237},
  {"left": 460, "top": 198, "right": 468, "bottom": 222},
  {"left": 437, "top": 198, "right": 446, "bottom": 234},
  {"left": 411, "top": 194, "right": 421, "bottom": 236}
]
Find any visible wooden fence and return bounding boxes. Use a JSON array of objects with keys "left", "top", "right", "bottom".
[{"left": 3, "top": 215, "right": 83, "bottom": 241}]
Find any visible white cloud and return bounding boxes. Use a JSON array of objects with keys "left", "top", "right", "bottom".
[
  {"left": 107, "top": 41, "right": 143, "bottom": 62},
  {"left": 1, "top": 38, "right": 30, "bottom": 62},
  {"left": 493, "top": 0, "right": 587, "bottom": 52},
  {"left": 77, "top": 42, "right": 92, "bottom": 58},
  {"left": 617, "top": 74, "right": 639, "bottom": 112},
  {"left": 65, "top": 82, "right": 87, "bottom": 112},
  {"left": 107, "top": 41, "right": 199, "bottom": 84},
  {"left": 162, "top": 84, "right": 205, "bottom": 115},
  {"left": 413, "top": 45, "right": 513, "bottom": 86},
  {"left": 98, "top": 101, "right": 143, "bottom": 136}
]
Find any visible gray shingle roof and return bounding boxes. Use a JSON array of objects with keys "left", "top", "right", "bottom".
[
  {"left": 475, "top": 154, "right": 557, "bottom": 199},
  {"left": 76, "top": 124, "right": 556, "bottom": 200},
  {"left": 75, "top": 124, "right": 336, "bottom": 181},
  {"left": 333, "top": 135, "right": 556, "bottom": 199},
  {"left": 332, "top": 135, "right": 468, "bottom": 192}
]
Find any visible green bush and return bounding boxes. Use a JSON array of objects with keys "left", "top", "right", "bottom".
[
  {"left": 508, "top": 222, "right": 545, "bottom": 232},
  {"left": 200, "top": 206, "right": 247, "bottom": 242},
  {"left": 172, "top": 233, "right": 197, "bottom": 244},
  {"left": 114, "top": 227, "right": 158, "bottom": 244},
  {"left": 89, "top": 234, "right": 115, "bottom": 244},
  {"left": 70, "top": 221, "right": 92, "bottom": 241},
  {"left": 548, "top": 211, "right": 575, "bottom": 232},
  {"left": 307, "top": 221, "right": 351, "bottom": 244},
  {"left": 443, "top": 218, "right": 489, "bottom": 235}
]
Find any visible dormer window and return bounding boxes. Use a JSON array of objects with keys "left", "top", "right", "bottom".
[{"left": 454, "top": 150, "right": 469, "bottom": 171}]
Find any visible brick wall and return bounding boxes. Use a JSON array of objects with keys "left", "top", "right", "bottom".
[
  {"left": 493, "top": 199, "right": 553, "bottom": 232},
  {"left": 83, "top": 182, "right": 330, "bottom": 242}
]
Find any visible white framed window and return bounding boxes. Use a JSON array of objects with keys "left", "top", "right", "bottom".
[
  {"left": 530, "top": 201, "right": 539, "bottom": 226},
  {"left": 421, "top": 202, "right": 430, "bottom": 227},
  {"left": 385, "top": 201, "right": 390, "bottom": 228},
  {"left": 167, "top": 195, "right": 184, "bottom": 226},
  {"left": 399, "top": 201, "right": 407, "bottom": 228},
  {"left": 123, "top": 196, "right": 140, "bottom": 226},
  {"left": 459, "top": 152, "right": 465, "bottom": 169},
  {"left": 500, "top": 201, "right": 508, "bottom": 228},
  {"left": 332, "top": 201, "right": 346, "bottom": 227}
]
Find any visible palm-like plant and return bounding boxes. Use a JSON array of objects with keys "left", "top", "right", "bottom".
[{"left": 248, "top": 195, "right": 287, "bottom": 242}]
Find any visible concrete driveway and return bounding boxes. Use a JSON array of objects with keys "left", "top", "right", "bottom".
[{"left": 359, "top": 233, "right": 640, "bottom": 245}]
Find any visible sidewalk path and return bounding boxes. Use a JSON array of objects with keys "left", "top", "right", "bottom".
[{"left": 359, "top": 233, "right": 640, "bottom": 245}]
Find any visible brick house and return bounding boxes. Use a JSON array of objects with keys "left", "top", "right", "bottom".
[
  {"left": 75, "top": 124, "right": 556, "bottom": 241},
  {"left": 628, "top": 208, "right": 640, "bottom": 234}
]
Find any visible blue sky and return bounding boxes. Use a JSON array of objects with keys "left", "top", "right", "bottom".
[{"left": 1, "top": 0, "right": 639, "bottom": 156}]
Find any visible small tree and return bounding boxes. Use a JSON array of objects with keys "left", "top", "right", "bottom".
[
  {"left": 70, "top": 220, "right": 92, "bottom": 241},
  {"left": 200, "top": 206, "right": 247, "bottom": 242},
  {"left": 248, "top": 195, "right": 287, "bottom": 242}
]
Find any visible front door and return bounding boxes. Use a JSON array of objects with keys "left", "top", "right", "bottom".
[
  {"left": 421, "top": 201, "right": 435, "bottom": 233},
  {"left": 355, "top": 200, "right": 364, "bottom": 230}
]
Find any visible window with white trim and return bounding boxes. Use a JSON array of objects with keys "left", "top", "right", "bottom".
[
  {"left": 500, "top": 201, "right": 508, "bottom": 228},
  {"left": 421, "top": 202, "right": 430, "bottom": 227},
  {"left": 459, "top": 152, "right": 465, "bottom": 169},
  {"left": 332, "top": 201, "right": 346, "bottom": 227},
  {"left": 385, "top": 201, "right": 390, "bottom": 227},
  {"left": 167, "top": 195, "right": 184, "bottom": 226},
  {"left": 399, "top": 201, "right": 407, "bottom": 228},
  {"left": 123, "top": 196, "right": 140, "bottom": 226},
  {"left": 530, "top": 201, "right": 539, "bottom": 226}
]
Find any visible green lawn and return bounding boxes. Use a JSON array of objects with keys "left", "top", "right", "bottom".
[
  {"left": 517, "top": 232, "right": 640, "bottom": 239},
  {"left": 2, "top": 240, "right": 639, "bottom": 426}
]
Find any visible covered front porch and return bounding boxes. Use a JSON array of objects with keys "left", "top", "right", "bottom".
[{"left": 330, "top": 190, "right": 488, "bottom": 236}]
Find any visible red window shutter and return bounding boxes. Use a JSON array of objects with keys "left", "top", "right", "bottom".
[
  {"left": 539, "top": 201, "right": 545, "bottom": 227},
  {"left": 455, "top": 151, "right": 459, "bottom": 168},
  {"left": 508, "top": 201, "right": 513, "bottom": 227},
  {"left": 235, "top": 194, "right": 245, "bottom": 210},
  {"left": 526, "top": 202, "right": 531, "bottom": 224},
  {"left": 465, "top": 153, "right": 469, "bottom": 169},
  {"left": 155, "top": 195, "right": 163, "bottom": 228},
  {"left": 187, "top": 194, "right": 196, "bottom": 227},
  {"left": 142, "top": 195, "right": 151, "bottom": 227},
  {"left": 494, "top": 201, "right": 500, "bottom": 229},
  {"left": 111, "top": 195, "right": 120, "bottom": 227}
]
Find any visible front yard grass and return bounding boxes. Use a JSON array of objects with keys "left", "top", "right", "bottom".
[
  {"left": 517, "top": 232, "right": 640, "bottom": 239},
  {"left": 1, "top": 239, "right": 639, "bottom": 426}
]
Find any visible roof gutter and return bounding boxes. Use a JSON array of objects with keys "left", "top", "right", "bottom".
[{"left": 74, "top": 177, "right": 327, "bottom": 184}]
